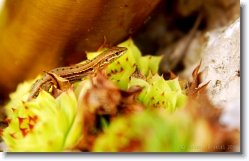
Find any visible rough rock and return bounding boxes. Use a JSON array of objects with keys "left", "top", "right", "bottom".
[{"left": 182, "top": 18, "right": 240, "bottom": 130}]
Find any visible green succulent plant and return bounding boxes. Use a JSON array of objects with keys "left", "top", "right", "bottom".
[
  {"left": 106, "top": 38, "right": 162, "bottom": 89},
  {"left": 93, "top": 109, "right": 193, "bottom": 152},
  {"left": 1, "top": 38, "right": 189, "bottom": 152},
  {"left": 129, "top": 73, "right": 188, "bottom": 112},
  {"left": 107, "top": 38, "right": 187, "bottom": 112},
  {"left": 2, "top": 85, "right": 83, "bottom": 152}
]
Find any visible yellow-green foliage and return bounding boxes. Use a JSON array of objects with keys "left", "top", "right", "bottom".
[
  {"left": 93, "top": 109, "right": 193, "bottom": 152},
  {"left": 2, "top": 85, "right": 83, "bottom": 152},
  {"left": 106, "top": 38, "right": 162, "bottom": 89},
  {"left": 81, "top": 38, "right": 187, "bottom": 111},
  {"left": 2, "top": 38, "right": 189, "bottom": 152},
  {"left": 129, "top": 73, "right": 188, "bottom": 112},
  {"left": 107, "top": 38, "right": 187, "bottom": 111}
]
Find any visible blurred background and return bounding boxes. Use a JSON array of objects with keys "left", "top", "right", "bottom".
[{"left": 0, "top": 0, "right": 240, "bottom": 104}]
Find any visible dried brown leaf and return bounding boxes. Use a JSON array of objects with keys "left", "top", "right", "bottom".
[
  {"left": 74, "top": 72, "right": 145, "bottom": 151},
  {"left": 168, "top": 70, "right": 178, "bottom": 80},
  {"left": 186, "top": 60, "right": 211, "bottom": 98},
  {"left": 119, "top": 86, "right": 145, "bottom": 115},
  {"left": 130, "top": 66, "right": 146, "bottom": 80}
]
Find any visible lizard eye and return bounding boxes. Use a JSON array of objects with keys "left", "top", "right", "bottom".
[
  {"left": 115, "top": 52, "right": 119, "bottom": 55},
  {"left": 106, "top": 59, "right": 108, "bottom": 62}
]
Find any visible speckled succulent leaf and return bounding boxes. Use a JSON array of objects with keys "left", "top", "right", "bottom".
[
  {"left": 118, "top": 38, "right": 143, "bottom": 70},
  {"left": 138, "top": 56, "right": 150, "bottom": 75},
  {"left": 151, "top": 75, "right": 172, "bottom": 91},
  {"left": 128, "top": 73, "right": 188, "bottom": 112},
  {"left": 117, "top": 39, "right": 161, "bottom": 76},
  {"left": 147, "top": 55, "right": 162, "bottom": 75},
  {"left": 2, "top": 83, "right": 83, "bottom": 152},
  {"left": 107, "top": 38, "right": 162, "bottom": 89},
  {"left": 4, "top": 76, "right": 41, "bottom": 119},
  {"left": 76, "top": 38, "right": 162, "bottom": 92},
  {"left": 167, "top": 78, "right": 182, "bottom": 93},
  {"left": 108, "top": 64, "right": 136, "bottom": 90}
]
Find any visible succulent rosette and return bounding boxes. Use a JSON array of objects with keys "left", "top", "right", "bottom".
[
  {"left": 106, "top": 38, "right": 188, "bottom": 111},
  {"left": 1, "top": 38, "right": 189, "bottom": 152},
  {"left": 93, "top": 109, "right": 193, "bottom": 152},
  {"left": 128, "top": 73, "right": 188, "bottom": 112},
  {"left": 106, "top": 38, "right": 162, "bottom": 89},
  {"left": 2, "top": 81, "right": 83, "bottom": 152}
]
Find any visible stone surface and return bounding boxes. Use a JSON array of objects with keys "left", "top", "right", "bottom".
[{"left": 181, "top": 18, "right": 240, "bottom": 130}]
